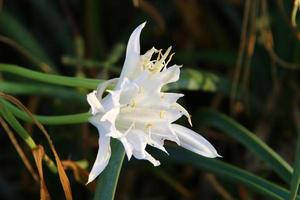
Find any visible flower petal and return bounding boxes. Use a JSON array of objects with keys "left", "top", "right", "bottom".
[
  {"left": 87, "top": 131, "right": 111, "bottom": 184},
  {"left": 151, "top": 122, "right": 180, "bottom": 145},
  {"left": 87, "top": 90, "right": 104, "bottom": 115},
  {"left": 118, "top": 22, "right": 146, "bottom": 83},
  {"left": 126, "top": 129, "right": 161, "bottom": 166},
  {"left": 172, "top": 103, "right": 192, "bottom": 126},
  {"left": 171, "top": 124, "right": 220, "bottom": 158}
]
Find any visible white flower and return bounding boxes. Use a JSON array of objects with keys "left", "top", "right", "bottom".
[{"left": 86, "top": 22, "right": 220, "bottom": 184}]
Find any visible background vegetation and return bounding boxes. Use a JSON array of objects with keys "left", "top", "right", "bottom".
[{"left": 0, "top": 0, "right": 300, "bottom": 199}]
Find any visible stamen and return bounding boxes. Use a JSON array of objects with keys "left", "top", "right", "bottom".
[
  {"left": 164, "top": 52, "right": 175, "bottom": 70},
  {"left": 145, "top": 123, "right": 153, "bottom": 139},
  {"left": 149, "top": 46, "right": 172, "bottom": 73},
  {"left": 142, "top": 46, "right": 174, "bottom": 73},
  {"left": 124, "top": 122, "right": 135, "bottom": 136}
]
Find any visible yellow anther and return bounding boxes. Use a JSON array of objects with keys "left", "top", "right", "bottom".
[
  {"left": 160, "top": 110, "right": 166, "bottom": 119},
  {"left": 145, "top": 123, "right": 153, "bottom": 131},
  {"left": 130, "top": 99, "right": 136, "bottom": 108}
]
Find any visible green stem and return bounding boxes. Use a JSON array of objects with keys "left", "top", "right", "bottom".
[
  {"left": 94, "top": 139, "right": 125, "bottom": 200},
  {"left": 3, "top": 100, "right": 90, "bottom": 125},
  {"left": 0, "top": 82, "right": 85, "bottom": 102},
  {"left": 0, "top": 104, "right": 36, "bottom": 149},
  {"left": 0, "top": 63, "right": 101, "bottom": 89}
]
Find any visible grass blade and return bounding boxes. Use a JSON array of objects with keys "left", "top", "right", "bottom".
[
  {"left": 290, "top": 132, "right": 300, "bottom": 200},
  {"left": 165, "top": 147, "right": 298, "bottom": 200},
  {"left": 0, "top": 102, "right": 37, "bottom": 149},
  {"left": 196, "top": 108, "right": 293, "bottom": 183}
]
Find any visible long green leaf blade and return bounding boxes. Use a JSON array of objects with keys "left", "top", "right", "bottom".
[
  {"left": 0, "top": 102, "right": 36, "bottom": 149},
  {"left": 289, "top": 131, "right": 300, "bottom": 200},
  {"left": 196, "top": 108, "right": 293, "bottom": 183},
  {"left": 165, "top": 147, "right": 298, "bottom": 200}
]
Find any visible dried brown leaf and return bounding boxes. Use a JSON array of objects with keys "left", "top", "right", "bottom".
[
  {"left": 0, "top": 117, "right": 39, "bottom": 182},
  {"left": 0, "top": 92, "right": 73, "bottom": 200},
  {"left": 32, "top": 145, "right": 51, "bottom": 200}
]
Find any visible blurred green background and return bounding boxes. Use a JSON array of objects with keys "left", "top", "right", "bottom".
[{"left": 1, "top": 0, "right": 300, "bottom": 199}]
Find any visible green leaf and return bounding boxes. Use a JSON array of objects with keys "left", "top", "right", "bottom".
[
  {"left": 196, "top": 108, "right": 293, "bottom": 183},
  {"left": 93, "top": 139, "right": 125, "bottom": 200},
  {"left": 0, "top": 102, "right": 36, "bottom": 149},
  {"left": 165, "top": 147, "right": 298, "bottom": 200},
  {"left": 0, "top": 64, "right": 101, "bottom": 89},
  {"left": 0, "top": 101, "right": 57, "bottom": 173},
  {"left": 289, "top": 131, "right": 300, "bottom": 200}
]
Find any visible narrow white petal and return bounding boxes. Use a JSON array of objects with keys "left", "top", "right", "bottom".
[
  {"left": 119, "top": 136, "right": 133, "bottom": 160},
  {"left": 87, "top": 133, "right": 111, "bottom": 184},
  {"left": 157, "top": 65, "right": 181, "bottom": 86},
  {"left": 126, "top": 22, "right": 145, "bottom": 55},
  {"left": 119, "top": 78, "right": 139, "bottom": 105},
  {"left": 171, "top": 124, "right": 220, "bottom": 158},
  {"left": 125, "top": 129, "right": 160, "bottom": 166},
  {"left": 148, "top": 137, "right": 168, "bottom": 154},
  {"left": 118, "top": 22, "right": 146, "bottom": 83},
  {"left": 101, "top": 89, "right": 121, "bottom": 111},
  {"left": 87, "top": 91, "right": 104, "bottom": 115},
  {"left": 172, "top": 103, "right": 192, "bottom": 126},
  {"left": 118, "top": 123, "right": 135, "bottom": 160},
  {"left": 126, "top": 129, "right": 147, "bottom": 158},
  {"left": 101, "top": 107, "right": 119, "bottom": 123},
  {"left": 144, "top": 152, "right": 161, "bottom": 166},
  {"left": 151, "top": 123, "right": 180, "bottom": 145},
  {"left": 138, "top": 65, "right": 181, "bottom": 93},
  {"left": 161, "top": 93, "right": 184, "bottom": 104},
  {"left": 96, "top": 78, "right": 118, "bottom": 100}
]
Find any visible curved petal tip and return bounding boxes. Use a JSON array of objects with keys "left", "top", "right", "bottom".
[{"left": 126, "top": 22, "right": 146, "bottom": 56}]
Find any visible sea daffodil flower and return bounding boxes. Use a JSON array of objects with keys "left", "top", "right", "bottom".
[{"left": 87, "top": 22, "right": 220, "bottom": 183}]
